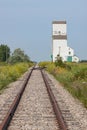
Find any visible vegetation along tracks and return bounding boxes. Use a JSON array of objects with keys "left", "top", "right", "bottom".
[{"left": 0, "top": 66, "right": 82, "bottom": 130}]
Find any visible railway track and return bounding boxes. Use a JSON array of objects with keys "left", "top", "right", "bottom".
[{"left": 0, "top": 66, "right": 81, "bottom": 130}]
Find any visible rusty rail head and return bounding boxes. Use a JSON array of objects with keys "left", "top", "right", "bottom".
[
  {"left": 0, "top": 67, "right": 34, "bottom": 130},
  {"left": 41, "top": 69, "right": 68, "bottom": 130}
]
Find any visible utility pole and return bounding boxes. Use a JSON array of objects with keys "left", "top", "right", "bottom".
[
  {"left": 6, "top": 46, "right": 7, "bottom": 62},
  {"left": 59, "top": 46, "right": 61, "bottom": 56}
]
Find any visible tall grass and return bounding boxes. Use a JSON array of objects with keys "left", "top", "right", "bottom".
[
  {"left": 39, "top": 62, "right": 87, "bottom": 108},
  {"left": 0, "top": 62, "right": 33, "bottom": 91}
]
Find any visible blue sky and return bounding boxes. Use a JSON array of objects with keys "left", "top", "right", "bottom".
[{"left": 0, "top": 0, "right": 87, "bottom": 62}]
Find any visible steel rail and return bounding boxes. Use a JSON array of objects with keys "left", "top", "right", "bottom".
[
  {"left": 0, "top": 67, "right": 34, "bottom": 130},
  {"left": 41, "top": 69, "right": 68, "bottom": 130}
]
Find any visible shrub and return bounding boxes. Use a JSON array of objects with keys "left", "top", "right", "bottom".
[
  {"left": 39, "top": 61, "right": 51, "bottom": 68},
  {"left": 45, "top": 62, "right": 87, "bottom": 108},
  {"left": 0, "top": 62, "right": 33, "bottom": 91}
]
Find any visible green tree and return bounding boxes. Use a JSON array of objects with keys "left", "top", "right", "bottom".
[
  {"left": 8, "top": 48, "right": 30, "bottom": 64},
  {"left": 0, "top": 44, "right": 10, "bottom": 62}
]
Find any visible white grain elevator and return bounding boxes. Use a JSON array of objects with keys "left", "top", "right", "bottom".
[
  {"left": 52, "top": 21, "right": 68, "bottom": 62},
  {"left": 52, "top": 21, "right": 79, "bottom": 62}
]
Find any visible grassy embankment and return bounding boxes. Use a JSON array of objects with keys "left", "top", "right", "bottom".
[
  {"left": 39, "top": 61, "right": 87, "bottom": 108},
  {"left": 0, "top": 62, "right": 33, "bottom": 91}
]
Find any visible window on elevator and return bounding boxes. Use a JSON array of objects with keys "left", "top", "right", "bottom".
[{"left": 69, "top": 51, "right": 71, "bottom": 55}]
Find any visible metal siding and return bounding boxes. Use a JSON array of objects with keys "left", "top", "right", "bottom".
[
  {"left": 52, "top": 35, "right": 67, "bottom": 40},
  {"left": 52, "top": 21, "right": 66, "bottom": 24}
]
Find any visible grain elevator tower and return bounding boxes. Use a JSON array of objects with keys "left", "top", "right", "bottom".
[
  {"left": 52, "top": 21, "right": 68, "bottom": 62},
  {"left": 52, "top": 21, "right": 79, "bottom": 62}
]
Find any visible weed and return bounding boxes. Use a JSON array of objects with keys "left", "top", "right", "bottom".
[
  {"left": 0, "top": 62, "right": 33, "bottom": 91},
  {"left": 39, "top": 62, "right": 87, "bottom": 108}
]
